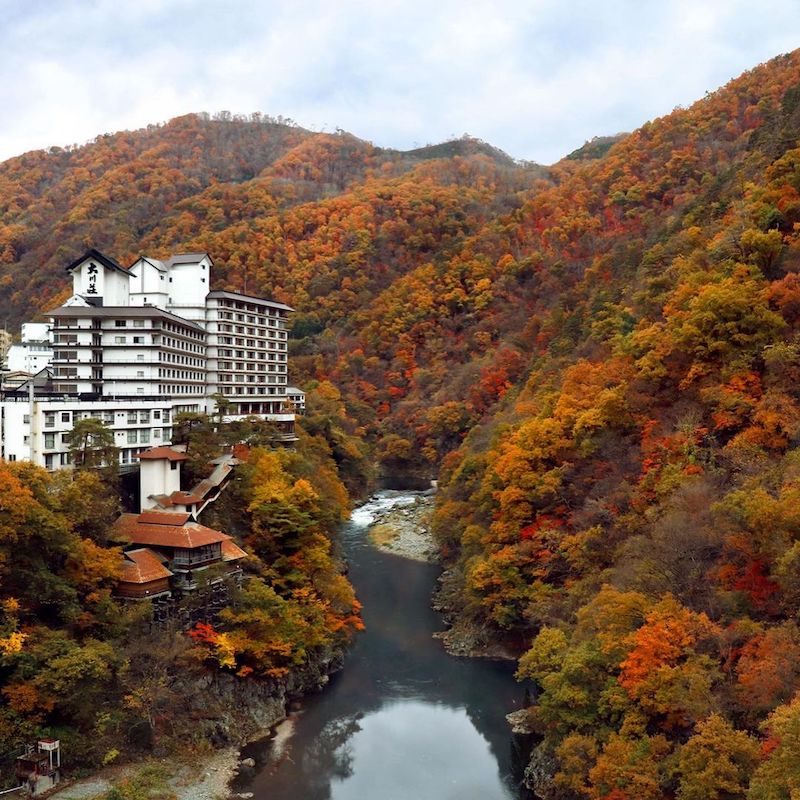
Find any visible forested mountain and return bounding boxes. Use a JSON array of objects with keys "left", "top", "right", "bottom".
[{"left": 4, "top": 48, "right": 800, "bottom": 797}]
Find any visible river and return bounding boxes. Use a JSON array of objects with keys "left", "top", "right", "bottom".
[{"left": 234, "top": 491, "right": 531, "bottom": 800}]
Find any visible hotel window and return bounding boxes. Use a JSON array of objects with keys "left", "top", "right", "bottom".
[
  {"left": 44, "top": 434, "right": 55, "bottom": 449},
  {"left": 114, "top": 336, "right": 126, "bottom": 344},
  {"left": 127, "top": 430, "right": 137, "bottom": 444}
]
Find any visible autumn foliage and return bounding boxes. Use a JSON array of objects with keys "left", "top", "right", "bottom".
[{"left": 4, "top": 50, "right": 800, "bottom": 793}]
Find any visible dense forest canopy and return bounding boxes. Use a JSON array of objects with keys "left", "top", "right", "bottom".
[{"left": 3, "top": 49, "right": 800, "bottom": 796}]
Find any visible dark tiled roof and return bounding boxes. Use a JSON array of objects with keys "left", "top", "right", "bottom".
[
  {"left": 64, "top": 248, "right": 128, "bottom": 275},
  {"left": 206, "top": 290, "right": 294, "bottom": 312},
  {"left": 48, "top": 305, "right": 205, "bottom": 331},
  {"left": 132, "top": 256, "right": 167, "bottom": 272},
  {"left": 167, "top": 253, "right": 212, "bottom": 266}
]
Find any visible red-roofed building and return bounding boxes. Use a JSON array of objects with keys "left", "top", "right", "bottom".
[
  {"left": 111, "top": 512, "right": 245, "bottom": 595},
  {"left": 118, "top": 548, "right": 173, "bottom": 599},
  {"left": 113, "top": 443, "right": 248, "bottom": 600}
]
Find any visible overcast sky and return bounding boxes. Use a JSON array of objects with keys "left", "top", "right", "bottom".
[{"left": 1, "top": 0, "right": 798, "bottom": 165}]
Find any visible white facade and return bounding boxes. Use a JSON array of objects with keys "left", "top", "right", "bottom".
[
  {"left": 286, "top": 386, "right": 306, "bottom": 414},
  {"left": 71, "top": 256, "right": 131, "bottom": 306},
  {"left": 139, "top": 453, "right": 182, "bottom": 510},
  {"left": 50, "top": 306, "right": 206, "bottom": 403},
  {"left": 164, "top": 253, "right": 211, "bottom": 321},
  {"left": 6, "top": 322, "right": 53, "bottom": 374},
  {"left": 128, "top": 257, "right": 169, "bottom": 308},
  {"left": 205, "top": 291, "right": 293, "bottom": 419},
  {"left": 1, "top": 396, "right": 174, "bottom": 469},
  {"left": 1, "top": 247, "right": 297, "bottom": 469}
]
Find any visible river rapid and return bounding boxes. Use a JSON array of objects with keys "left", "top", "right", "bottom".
[{"left": 234, "top": 491, "right": 530, "bottom": 800}]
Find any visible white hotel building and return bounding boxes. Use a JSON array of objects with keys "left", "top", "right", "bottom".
[{"left": 1, "top": 249, "right": 299, "bottom": 469}]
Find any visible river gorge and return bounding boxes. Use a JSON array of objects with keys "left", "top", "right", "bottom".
[{"left": 234, "top": 491, "right": 531, "bottom": 799}]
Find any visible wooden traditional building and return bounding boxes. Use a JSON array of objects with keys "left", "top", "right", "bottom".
[
  {"left": 117, "top": 548, "right": 173, "bottom": 599},
  {"left": 112, "top": 445, "right": 247, "bottom": 600}
]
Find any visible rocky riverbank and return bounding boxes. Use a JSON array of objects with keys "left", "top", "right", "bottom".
[
  {"left": 48, "top": 748, "right": 241, "bottom": 800},
  {"left": 367, "top": 493, "right": 438, "bottom": 562},
  {"left": 48, "top": 646, "right": 344, "bottom": 800},
  {"left": 432, "top": 566, "right": 517, "bottom": 661},
  {"left": 363, "top": 491, "right": 516, "bottom": 660}
]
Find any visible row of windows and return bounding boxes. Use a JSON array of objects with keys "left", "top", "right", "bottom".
[
  {"left": 215, "top": 343, "right": 287, "bottom": 357},
  {"left": 219, "top": 385, "right": 285, "bottom": 395},
  {"left": 42, "top": 408, "right": 172, "bottom": 426},
  {"left": 162, "top": 320, "right": 204, "bottom": 342},
  {"left": 217, "top": 309, "right": 284, "bottom": 323},
  {"left": 127, "top": 409, "right": 170, "bottom": 424},
  {"left": 164, "top": 351, "right": 203, "bottom": 367},
  {"left": 43, "top": 426, "right": 168, "bottom": 450},
  {"left": 158, "top": 385, "right": 204, "bottom": 395},
  {"left": 163, "top": 335, "right": 204, "bottom": 353},
  {"left": 218, "top": 361, "right": 286, "bottom": 372},
  {"left": 157, "top": 368, "right": 203, "bottom": 380},
  {"left": 112, "top": 335, "right": 147, "bottom": 344},
  {"left": 214, "top": 336, "right": 287, "bottom": 350},
  {"left": 216, "top": 337, "right": 288, "bottom": 357},
  {"left": 216, "top": 300, "right": 285, "bottom": 316},
  {"left": 218, "top": 374, "right": 286, "bottom": 385},
  {"left": 216, "top": 321, "right": 285, "bottom": 335},
  {"left": 114, "top": 319, "right": 147, "bottom": 328}
]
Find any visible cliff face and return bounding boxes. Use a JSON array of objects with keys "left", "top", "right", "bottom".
[{"left": 169, "top": 643, "right": 346, "bottom": 749}]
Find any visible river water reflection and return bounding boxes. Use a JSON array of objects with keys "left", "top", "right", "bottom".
[{"left": 236, "top": 492, "right": 529, "bottom": 800}]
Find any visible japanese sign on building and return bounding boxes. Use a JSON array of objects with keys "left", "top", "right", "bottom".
[{"left": 86, "top": 262, "right": 98, "bottom": 294}]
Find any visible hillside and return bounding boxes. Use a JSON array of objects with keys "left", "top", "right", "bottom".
[{"left": 4, "top": 48, "right": 800, "bottom": 797}]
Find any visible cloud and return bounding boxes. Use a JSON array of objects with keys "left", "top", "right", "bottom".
[{"left": 0, "top": 0, "right": 798, "bottom": 164}]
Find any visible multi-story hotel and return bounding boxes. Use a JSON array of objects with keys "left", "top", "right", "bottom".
[{"left": 1, "top": 248, "right": 299, "bottom": 469}]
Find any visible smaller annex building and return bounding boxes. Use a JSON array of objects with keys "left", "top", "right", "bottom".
[{"left": 111, "top": 445, "right": 247, "bottom": 600}]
